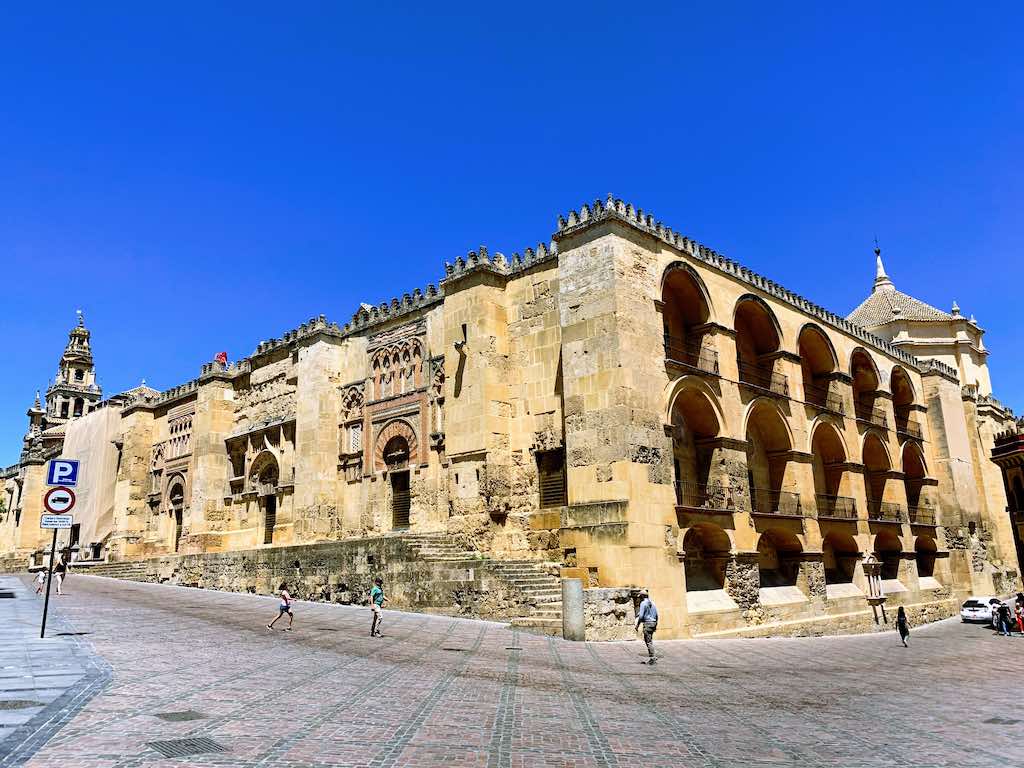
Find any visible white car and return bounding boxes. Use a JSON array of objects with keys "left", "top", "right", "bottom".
[{"left": 960, "top": 596, "right": 999, "bottom": 623}]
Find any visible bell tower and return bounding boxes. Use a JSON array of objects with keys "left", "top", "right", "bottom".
[{"left": 45, "top": 310, "right": 102, "bottom": 423}]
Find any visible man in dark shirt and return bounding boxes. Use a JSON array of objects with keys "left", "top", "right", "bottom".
[
  {"left": 635, "top": 590, "right": 659, "bottom": 664},
  {"left": 997, "top": 602, "right": 1013, "bottom": 637}
]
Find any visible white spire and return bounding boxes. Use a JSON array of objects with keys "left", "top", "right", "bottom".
[{"left": 872, "top": 244, "right": 895, "bottom": 293}]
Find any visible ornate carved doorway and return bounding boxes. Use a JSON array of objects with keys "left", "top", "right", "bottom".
[{"left": 385, "top": 435, "right": 411, "bottom": 529}]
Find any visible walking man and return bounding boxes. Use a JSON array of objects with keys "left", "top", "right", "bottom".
[
  {"left": 370, "top": 577, "right": 387, "bottom": 637},
  {"left": 635, "top": 589, "right": 659, "bottom": 665},
  {"left": 997, "top": 601, "right": 1013, "bottom": 637}
]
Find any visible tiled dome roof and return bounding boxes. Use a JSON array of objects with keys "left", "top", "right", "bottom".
[{"left": 847, "top": 251, "right": 952, "bottom": 327}]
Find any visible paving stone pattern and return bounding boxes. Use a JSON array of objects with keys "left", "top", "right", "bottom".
[
  {"left": 18, "top": 574, "right": 1024, "bottom": 767},
  {"left": 0, "top": 575, "right": 107, "bottom": 766}
]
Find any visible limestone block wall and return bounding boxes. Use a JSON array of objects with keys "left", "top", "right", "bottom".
[{"left": 86, "top": 537, "right": 539, "bottom": 622}]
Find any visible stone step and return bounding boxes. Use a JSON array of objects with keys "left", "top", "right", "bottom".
[
  {"left": 532, "top": 608, "right": 563, "bottom": 618},
  {"left": 529, "top": 595, "right": 562, "bottom": 604},
  {"left": 510, "top": 617, "right": 563, "bottom": 636}
]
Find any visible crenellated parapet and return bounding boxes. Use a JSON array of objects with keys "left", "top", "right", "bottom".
[
  {"left": 345, "top": 285, "right": 443, "bottom": 336},
  {"left": 555, "top": 193, "right": 960, "bottom": 379},
  {"left": 918, "top": 358, "right": 960, "bottom": 382}
]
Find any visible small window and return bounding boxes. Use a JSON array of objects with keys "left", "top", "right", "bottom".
[
  {"left": 537, "top": 449, "right": 567, "bottom": 508},
  {"left": 74, "top": 368, "right": 84, "bottom": 382}
]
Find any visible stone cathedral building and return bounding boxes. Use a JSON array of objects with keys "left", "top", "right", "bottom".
[{"left": 2, "top": 195, "right": 1019, "bottom": 639}]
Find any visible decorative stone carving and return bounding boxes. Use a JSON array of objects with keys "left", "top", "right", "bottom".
[{"left": 373, "top": 419, "right": 418, "bottom": 472}]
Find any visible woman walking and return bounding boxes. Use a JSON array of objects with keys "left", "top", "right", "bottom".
[
  {"left": 266, "top": 583, "right": 294, "bottom": 631},
  {"left": 896, "top": 606, "right": 910, "bottom": 647}
]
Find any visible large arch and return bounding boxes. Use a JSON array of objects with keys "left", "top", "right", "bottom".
[
  {"left": 850, "top": 348, "right": 884, "bottom": 427},
  {"left": 669, "top": 383, "right": 722, "bottom": 508},
  {"left": 915, "top": 535, "right": 937, "bottom": 578},
  {"left": 890, "top": 365, "right": 918, "bottom": 436},
  {"left": 681, "top": 523, "right": 731, "bottom": 592},
  {"left": 903, "top": 441, "right": 928, "bottom": 514},
  {"left": 734, "top": 295, "right": 787, "bottom": 395},
  {"left": 798, "top": 324, "right": 840, "bottom": 411},
  {"left": 822, "top": 531, "right": 860, "bottom": 584},
  {"left": 811, "top": 420, "right": 851, "bottom": 517},
  {"left": 744, "top": 399, "right": 797, "bottom": 515},
  {"left": 862, "top": 432, "right": 891, "bottom": 518},
  {"left": 874, "top": 531, "right": 903, "bottom": 580},
  {"left": 661, "top": 263, "right": 715, "bottom": 372},
  {"left": 757, "top": 528, "right": 803, "bottom": 587}
]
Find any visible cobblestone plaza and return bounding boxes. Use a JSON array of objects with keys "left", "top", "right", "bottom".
[{"left": 7, "top": 575, "right": 1021, "bottom": 768}]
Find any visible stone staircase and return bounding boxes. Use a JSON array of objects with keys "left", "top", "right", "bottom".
[
  {"left": 79, "top": 559, "right": 152, "bottom": 582},
  {"left": 402, "top": 533, "right": 564, "bottom": 636}
]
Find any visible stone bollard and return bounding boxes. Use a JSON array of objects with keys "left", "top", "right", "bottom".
[{"left": 562, "top": 578, "right": 585, "bottom": 641}]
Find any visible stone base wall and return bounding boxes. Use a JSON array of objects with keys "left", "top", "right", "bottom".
[
  {"left": 583, "top": 587, "right": 638, "bottom": 640},
  {"left": 78, "top": 537, "right": 538, "bottom": 622},
  {"left": 692, "top": 596, "right": 960, "bottom": 639}
]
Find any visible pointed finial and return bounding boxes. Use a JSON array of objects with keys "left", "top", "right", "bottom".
[
  {"left": 76, "top": 308, "right": 84, "bottom": 326},
  {"left": 951, "top": 300, "right": 961, "bottom": 316},
  {"left": 872, "top": 240, "right": 895, "bottom": 293},
  {"left": 141, "top": 378, "right": 146, "bottom": 386},
  {"left": 34, "top": 390, "right": 41, "bottom": 408}
]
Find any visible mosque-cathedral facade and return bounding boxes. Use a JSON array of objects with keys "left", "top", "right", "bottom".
[{"left": 3, "top": 196, "right": 1020, "bottom": 638}]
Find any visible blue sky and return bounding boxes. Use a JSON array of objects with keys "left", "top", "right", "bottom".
[{"left": 2, "top": 4, "right": 1021, "bottom": 465}]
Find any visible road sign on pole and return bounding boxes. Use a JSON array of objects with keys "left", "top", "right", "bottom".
[
  {"left": 41, "top": 514, "right": 73, "bottom": 529},
  {"left": 43, "top": 487, "right": 76, "bottom": 515},
  {"left": 46, "top": 459, "right": 80, "bottom": 487}
]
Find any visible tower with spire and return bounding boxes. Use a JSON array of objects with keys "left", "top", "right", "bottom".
[
  {"left": 43, "top": 310, "right": 102, "bottom": 423},
  {"left": 848, "top": 246, "right": 993, "bottom": 395}
]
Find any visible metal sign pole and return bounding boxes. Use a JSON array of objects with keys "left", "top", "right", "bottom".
[{"left": 40, "top": 528, "right": 58, "bottom": 639}]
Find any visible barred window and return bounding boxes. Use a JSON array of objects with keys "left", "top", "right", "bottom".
[{"left": 537, "top": 449, "right": 567, "bottom": 509}]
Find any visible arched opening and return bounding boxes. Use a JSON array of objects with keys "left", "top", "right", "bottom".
[
  {"left": 811, "top": 423, "right": 854, "bottom": 518},
  {"left": 822, "top": 531, "right": 860, "bottom": 584},
  {"left": 757, "top": 529, "right": 802, "bottom": 587},
  {"left": 798, "top": 325, "right": 841, "bottom": 413},
  {"left": 874, "top": 531, "right": 902, "bottom": 580},
  {"left": 385, "top": 435, "right": 411, "bottom": 529},
  {"left": 903, "top": 442, "right": 928, "bottom": 522},
  {"left": 851, "top": 350, "right": 884, "bottom": 428},
  {"left": 72, "top": 397, "right": 84, "bottom": 417},
  {"left": 915, "top": 535, "right": 937, "bottom": 578},
  {"left": 863, "top": 433, "right": 894, "bottom": 520},
  {"left": 745, "top": 402, "right": 799, "bottom": 515},
  {"left": 682, "top": 524, "right": 730, "bottom": 591},
  {"left": 662, "top": 266, "right": 715, "bottom": 373},
  {"left": 250, "top": 454, "right": 280, "bottom": 545},
  {"left": 670, "top": 387, "right": 721, "bottom": 508},
  {"left": 168, "top": 479, "right": 185, "bottom": 552},
  {"left": 735, "top": 297, "right": 787, "bottom": 396},
  {"left": 891, "top": 366, "right": 919, "bottom": 438},
  {"left": 60, "top": 400, "right": 69, "bottom": 418}
]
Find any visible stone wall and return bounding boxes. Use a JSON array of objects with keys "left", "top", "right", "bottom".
[
  {"left": 583, "top": 587, "right": 638, "bottom": 640},
  {"left": 81, "top": 537, "right": 538, "bottom": 622}
]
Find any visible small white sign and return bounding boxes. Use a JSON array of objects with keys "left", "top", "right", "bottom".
[
  {"left": 41, "top": 514, "right": 73, "bottom": 530},
  {"left": 43, "top": 487, "right": 76, "bottom": 514},
  {"left": 46, "top": 459, "right": 80, "bottom": 487}
]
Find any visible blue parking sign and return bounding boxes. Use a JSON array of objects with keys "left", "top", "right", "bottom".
[{"left": 46, "top": 459, "right": 80, "bottom": 487}]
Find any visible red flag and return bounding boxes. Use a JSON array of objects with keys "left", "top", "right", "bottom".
[{"left": 214, "top": 351, "right": 228, "bottom": 365}]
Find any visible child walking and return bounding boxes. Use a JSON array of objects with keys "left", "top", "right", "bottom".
[
  {"left": 266, "top": 583, "right": 294, "bottom": 631},
  {"left": 34, "top": 571, "right": 46, "bottom": 595},
  {"left": 896, "top": 606, "right": 910, "bottom": 647},
  {"left": 369, "top": 577, "right": 387, "bottom": 637}
]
